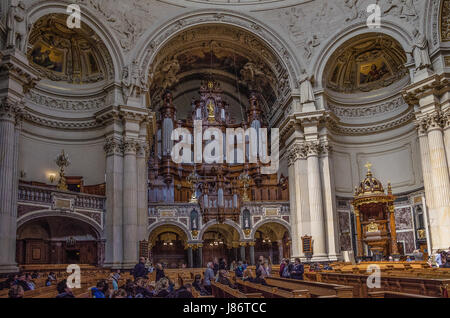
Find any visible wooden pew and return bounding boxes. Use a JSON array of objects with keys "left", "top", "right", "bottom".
[
  {"left": 235, "top": 279, "right": 310, "bottom": 298},
  {"left": 310, "top": 272, "right": 449, "bottom": 298},
  {"left": 211, "top": 282, "right": 263, "bottom": 298},
  {"left": 368, "top": 291, "right": 436, "bottom": 298},
  {"left": 265, "top": 277, "right": 353, "bottom": 298}
]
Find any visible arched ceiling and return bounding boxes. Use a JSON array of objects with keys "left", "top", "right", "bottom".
[
  {"left": 148, "top": 24, "right": 290, "bottom": 120},
  {"left": 324, "top": 33, "right": 407, "bottom": 95},
  {"left": 27, "top": 14, "right": 114, "bottom": 85}
]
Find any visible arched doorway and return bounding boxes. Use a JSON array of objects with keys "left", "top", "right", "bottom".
[
  {"left": 16, "top": 216, "right": 101, "bottom": 265},
  {"left": 149, "top": 224, "right": 188, "bottom": 269},
  {"left": 202, "top": 223, "right": 240, "bottom": 266},
  {"left": 253, "top": 222, "right": 290, "bottom": 265}
]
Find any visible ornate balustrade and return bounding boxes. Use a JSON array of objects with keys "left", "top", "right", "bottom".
[{"left": 18, "top": 184, "right": 105, "bottom": 211}]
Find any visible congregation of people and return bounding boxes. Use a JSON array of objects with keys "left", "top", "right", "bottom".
[{"left": 3, "top": 248, "right": 450, "bottom": 298}]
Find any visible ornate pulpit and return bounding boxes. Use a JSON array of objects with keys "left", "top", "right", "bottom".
[{"left": 352, "top": 163, "right": 399, "bottom": 260}]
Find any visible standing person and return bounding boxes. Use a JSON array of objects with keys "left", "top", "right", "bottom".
[
  {"left": 155, "top": 263, "right": 166, "bottom": 282},
  {"left": 203, "top": 262, "right": 215, "bottom": 294},
  {"left": 264, "top": 259, "right": 272, "bottom": 278},
  {"left": 133, "top": 257, "right": 148, "bottom": 280},
  {"left": 291, "top": 258, "right": 304, "bottom": 280},
  {"left": 282, "top": 259, "right": 292, "bottom": 278},
  {"left": 279, "top": 258, "right": 286, "bottom": 277},
  {"left": 56, "top": 279, "right": 75, "bottom": 298},
  {"left": 235, "top": 261, "right": 244, "bottom": 278},
  {"left": 110, "top": 269, "right": 120, "bottom": 291},
  {"left": 213, "top": 257, "right": 219, "bottom": 276},
  {"left": 229, "top": 260, "right": 237, "bottom": 272}
]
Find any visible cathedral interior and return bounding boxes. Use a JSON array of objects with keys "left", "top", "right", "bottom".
[{"left": 0, "top": 0, "right": 450, "bottom": 299}]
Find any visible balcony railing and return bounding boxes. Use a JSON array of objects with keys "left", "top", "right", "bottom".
[{"left": 18, "top": 184, "right": 105, "bottom": 211}]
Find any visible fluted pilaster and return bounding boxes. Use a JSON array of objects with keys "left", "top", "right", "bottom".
[
  {"left": 122, "top": 138, "right": 139, "bottom": 267},
  {"left": 104, "top": 137, "right": 124, "bottom": 268},
  {"left": 306, "top": 141, "right": 326, "bottom": 259},
  {"left": 0, "top": 98, "right": 21, "bottom": 272}
]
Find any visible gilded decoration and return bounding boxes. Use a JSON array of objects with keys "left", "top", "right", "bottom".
[
  {"left": 326, "top": 34, "right": 407, "bottom": 93},
  {"left": 442, "top": 0, "right": 450, "bottom": 42},
  {"left": 27, "top": 14, "right": 111, "bottom": 84}
]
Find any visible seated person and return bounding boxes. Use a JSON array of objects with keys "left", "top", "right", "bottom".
[
  {"left": 25, "top": 273, "right": 36, "bottom": 290},
  {"left": 16, "top": 273, "right": 31, "bottom": 292},
  {"left": 91, "top": 279, "right": 109, "bottom": 298},
  {"left": 253, "top": 270, "right": 268, "bottom": 286},
  {"left": 134, "top": 277, "right": 153, "bottom": 298},
  {"left": 168, "top": 284, "right": 194, "bottom": 298},
  {"left": 46, "top": 272, "right": 56, "bottom": 286},
  {"left": 217, "top": 270, "right": 236, "bottom": 289},
  {"left": 291, "top": 258, "right": 305, "bottom": 280},
  {"left": 111, "top": 289, "right": 128, "bottom": 298},
  {"left": 8, "top": 285, "right": 24, "bottom": 299},
  {"left": 192, "top": 274, "right": 210, "bottom": 296},
  {"left": 153, "top": 277, "right": 170, "bottom": 298},
  {"left": 242, "top": 268, "right": 255, "bottom": 283},
  {"left": 56, "top": 279, "right": 74, "bottom": 298}
]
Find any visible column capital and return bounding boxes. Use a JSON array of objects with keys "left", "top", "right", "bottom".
[
  {"left": 104, "top": 137, "right": 124, "bottom": 157},
  {"left": 287, "top": 142, "right": 306, "bottom": 167},
  {"left": 123, "top": 138, "right": 139, "bottom": 155},
  {"left": 426, "top": 111, "right": 445, "bottom": 132},
  {"left": 305, "top": 141, "right": 321, "bottom": 157},
  {"left": 0, "top": 97, "right": 23, "bottom": 123},
  {"left": 444, "top": 109, "right": 450, "bottom": 130},
  {"left": 136, "top": 141, "right": 149, "bottom": 158}
]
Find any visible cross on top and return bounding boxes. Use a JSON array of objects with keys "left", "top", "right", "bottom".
[{"left": 365, "top": 162, "right": 372, "bottom": 172}]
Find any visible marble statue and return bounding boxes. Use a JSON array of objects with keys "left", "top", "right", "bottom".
[
  {"left": 6, "top": 1, "right": 27, "bottom": 52},
  {"left": 412, "top": 29, "right": 432, "bottom": 71}
]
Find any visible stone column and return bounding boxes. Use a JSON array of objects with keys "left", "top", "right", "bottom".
[
  {"left": 277, "top": 240, "right": 284, "bottom": 263},
  {"left": 249, "top": 242, "right": 255, "bottom": 266},
  {"left": 187, "top": 246, "right": 193, "bottom": 268},
  {"left": 104, "top": 136, "right": 124, "bottom": 269},
  {"left": 136, "top": 138, "right": 149, "bottom": 243},
  {"left": 444, "top": 111, "right": 450, "bottom": 177},
  {"left": 0, "top": 99, "right": 20, "bottom": 273},
  {"left": 122, "top": 138, "right": 139, "bottom": 268},
  {"left": 240, "top": 243, "right": 246, "bottom": 262},
  {"left": 426, "top": 113, "right": 450, "bottom": 251},
  {"left": 0, "top": 50, "right": 39, "bottom": 273},
  {"left": 320, "top": 141, "right": 340, "bottom": 261},
  {"left": 417, "top": 121, "right": 435, "bottom": 211},
  {"left": 306, "top": 141, "right": 327, "bottom": 259},
  {"left": 287, "top": 142, "right": 308, "bottom": 259},
  {"left": 197, "top": 245, "right": 203, "bottom": 267}
]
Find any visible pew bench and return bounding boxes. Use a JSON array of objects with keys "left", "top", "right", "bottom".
[
  {"left": 211, "top": 282, "right": 263, "bottom": 298},
  {"left": 265, "top": 277, "right": 354, "bottom": 298},
  {"left": 235, "top": 279, "right": 310, "bottom": 298}
]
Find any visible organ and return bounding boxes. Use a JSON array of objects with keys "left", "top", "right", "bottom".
[{"left": 148, "top": 79, "right": 289, "bottom": 224}]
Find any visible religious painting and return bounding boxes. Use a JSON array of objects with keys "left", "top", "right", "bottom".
[
  {"left": 395, "top": 207, "right": 414, "bottom": 230},
  {"left": 397, "top": 231, "right": 416, "bottom": 254},
  {"left": 30, "top": 42, "right": 64, "bottom": 73},
  {"left": 358, "top": 57, "right": 391, "bottom": 85},
  {"left": 338, "top": 211, "right": 350, "bottom": 233}
]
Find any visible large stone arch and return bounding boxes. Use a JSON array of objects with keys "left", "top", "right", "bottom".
[
  {"left": 312, "top": 20, "right": 416, "bottom": 91},
  {"left": 250, "top": 217, "right": 291, "bottom": 240},
  {"left": 147, "top": 220, "right": 192, "bottom": 242},
  {"left": 17, "top": 210, "right": 103, "bottom": 239},
  {"left": 199, "top": 219, "right": 245, "bottom": 242},
  {"left": 26, "top": 1, "right": 124, "bottom": 82},
  {"left": 132, "top": 9, "right": 304, "bottom": 96}
]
